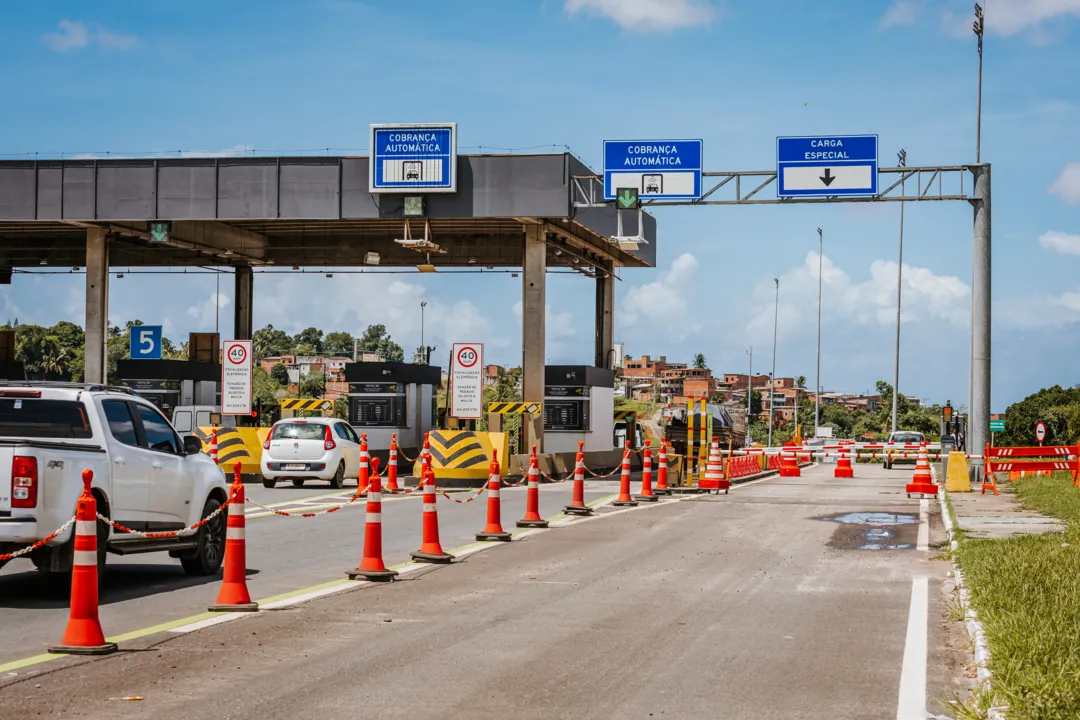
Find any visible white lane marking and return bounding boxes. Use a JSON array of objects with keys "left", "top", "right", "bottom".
[
  {"left": 917, "top": 499, "right": 929, "bottom": 552},
  {"left": 896, "top": 576, "right": 928, "bottom": 720},
  {"left": 169, "top": 612, "right": 257, "bottom": 634}
]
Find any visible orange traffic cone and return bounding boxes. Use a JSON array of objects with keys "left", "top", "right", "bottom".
[
  {"left": 906, "top": 441, "right": 938, "bottom": 497},
  {"left": 48, "top": 469, "right": 117, "bottom": 656},
  {"left": 779, "top": 443, "right": 802, "bottom": 477},
  {"left": 655, "top": 438, "right": 671, "bottom": 495},
  {"left": 613, "top": 443, "right": 638, "bottom": 507},
  {"left": 834, "top": 445, "right": 854, "bottom": 478},
  {"left": 411, "top": 465, "right": 454, "bottom": 563},
  {"left": 701, "top": 437, "right": 730, "bottom": 493},
  {"left": 209, "top": 462, "right": 258, "bottom": 612},
  {"left": 386, "top": 433, "right": 401, "bottom": 493},
  {"left": 518, "top": 447, "right": 549, "bottom": 528},
  {"left": 358, "top": 433, "right": 370, "bottom": 492},
  {"left": 417, "top": 431, "right": 432, "bottom": 482},
  {"left": 347, "top": 458, "right": 398, "bottom": 581},
  {"left": 635, "top": 440, "right": 658, "bottom": 502},
  {"left": 564, "top": 441, "right": 593, "bottom": 516},
  {"left": 477, "top": 450, "right": 513, "bottom": 541},
  {"left": 210, "top": 429, "right": 219, "bottom": 465}
]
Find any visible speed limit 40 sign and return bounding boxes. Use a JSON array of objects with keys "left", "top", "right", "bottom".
[
  {"left": 450, "top": 342, "right": 484, "bottom": 419},
  {"left": 222, "top": 339, "right": 253, "bottom": 415}
]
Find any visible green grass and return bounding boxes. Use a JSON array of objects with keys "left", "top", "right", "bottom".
[{"left": 954, "top": 473, "right": 1080, "bottom": 719}]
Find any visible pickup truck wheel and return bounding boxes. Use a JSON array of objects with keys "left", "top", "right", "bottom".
[
  {"left": 329, "top": 462, "right": 345, "bottom": 489},
  {"left": 291, "top": 478, "right": 305, "bottom": 488},
  {"left": 262, "top": 477, "right": 277, "bottom": 489},
  {"left": 180, "top": 498, "right": 225, "bottom": 576}
]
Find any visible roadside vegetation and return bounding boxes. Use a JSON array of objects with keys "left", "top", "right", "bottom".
[{"left": 954, "top": 473, "right": 1080, "bottom": 719}]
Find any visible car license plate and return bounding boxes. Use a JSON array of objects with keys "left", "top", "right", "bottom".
[{"left": 284, "top": 464, "right": 306, "bottom": 471}]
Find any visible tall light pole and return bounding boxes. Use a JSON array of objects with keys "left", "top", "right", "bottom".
[
  {"left": 892, "top": 149, "right": 907, "bottom": 433},
  {"left": 970, "top": 2, "right": 985, "bottom": 433},
  {"left": 746, "top": 347, "right": 753, "bottom": 446},
  {"left": 420, "top": 301, "right": 427, "bottom": 364},
  {"left": 815, "top": 227, "right": 823, "bottom": 435},
  {"left": 768, "top": 277, "right": 779, "bottom": 447}
]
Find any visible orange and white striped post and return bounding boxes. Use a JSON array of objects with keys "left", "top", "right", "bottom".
[
  {"left": 358, "top": 433, "right": 370, "bottom": 492},
  {"left": 385, "top": 433, "right": 400, "bottom": 493},
  {"left": 209, "top": 462, "right": 258, "bottom": 612},
  {"left": 347, "top": 457, "right": 397, "bottom": 581},
  {"left": 48, "top": 469, "right": 117, "bottom": 656},
  {"left": 210, "top": 429, "right": 219, "bottom": 466},
  {"left": 613, "top": 442, "right": 638, "bottom": 507},
  {"left": 655, "top": 438, "right": 671, "bottom": 495},
  {"left": 564, "top": 441, "right": 593, "bottom": 516},
  {"left": 411, "top": 465, "right": 454, "bottom": 563},
  {"left": 517, "top": 446, "right": 549, "bottom": 528},
  {"left": 476, "top": 449, "right": 512, "bottom": 541},
  {"left": 635, "top": 440, "right": 658, "bottom": 502}
]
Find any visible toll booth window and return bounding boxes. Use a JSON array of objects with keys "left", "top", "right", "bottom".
[
  {"left": 0, "top": 398, "right": 93, "bottom": 439},
  {"left": 135, "top": 404, "right": 181, "bottom": 454},
  {"left": 173, "top": 410, "right": 193, "bottom": 434},
  {"left": 102, "top": 400, "right": 139, "bottom": 447}
]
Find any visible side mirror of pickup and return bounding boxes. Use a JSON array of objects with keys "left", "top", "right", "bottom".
[{"left": 183, "top": 436, "right": 204, "bottom": 456}]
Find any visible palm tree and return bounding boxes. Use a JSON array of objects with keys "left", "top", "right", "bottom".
[
  {"left": 692, "top": 353, "right": 707, "bottom": 369},
  {"left": 41, "top": 348, "right": 66, "bottom": 379}
]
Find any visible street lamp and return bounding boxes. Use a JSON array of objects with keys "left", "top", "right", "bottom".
[
  {"left": 892, "top": 149, "right": 907, "bottom": 433},
  {"left": 746, "top": 347, "right": 753, "bottom": 446},
  {"left": 420, "top": 301, "right": 427, "bottom": 364},
  {"left": 815, "top": 227, "right": 823, "bottom": 435},
  {"left": 768, "top": 277, "right": 779, "bottom": 448},
  {"left": 974, "top": 3, "right": 984, "bottom": 163}
]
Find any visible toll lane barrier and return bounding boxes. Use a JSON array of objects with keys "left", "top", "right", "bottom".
[
  {"left": 411, "top": 430, "right": 509, "bottom": 482},
  {"left": 196, "top": 427, "right": 269, "bottom": 476}
]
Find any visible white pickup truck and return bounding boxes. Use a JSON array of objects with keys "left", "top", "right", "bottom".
[{"left": 0, "top": 383, "right": 229, "bottom": 583}]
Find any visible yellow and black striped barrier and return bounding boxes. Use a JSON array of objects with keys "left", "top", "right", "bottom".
[
  {"left": 281, "top": 398, "right": 333, "bottom": 412},
  {"left": 487, "top": 402, "right": 542, "bottom": 415},
  {"left": 195, "top": 426, "right": 269, "bottom": 476},
  {"left": 613, "top": 410, "right": 637, "bottom": 422},
  {"left": 413, "top": 430, "right": 508, "bottom": 480}
]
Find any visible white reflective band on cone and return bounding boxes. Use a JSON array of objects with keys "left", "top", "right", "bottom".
[
  {"left": 229, "top": 502, "right": 244, "bottom": 516},
  {"left": 489, "top": 489, "right": 500, "bottom": 498},
  {"left": 369, "top": 492, "right": 382, "bottom": 502},
  {"left": 73, "top": 549, "right": 97, "bottom": 565},
  {"left": 76, "top": 520, "right": 96, "bottom": 535},
  {"left": 366, "top": 512, "right": 382, "bottom": 523},
  {"left": 422, "top": 504, "right": 436, "bottom": 513},
  {"left": 226, "top": 527, "right": 245, "bottom": 541},
  {"left": 528, "top": 481, "right": 538, "bottom": 489}
]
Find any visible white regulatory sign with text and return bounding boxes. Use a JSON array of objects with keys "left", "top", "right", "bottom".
[
  {"left": 222, "top": 340, "right": 253, "bottom": 415},
  {"left": 450, "top": 342, "right": 483, "bottom": 419}
]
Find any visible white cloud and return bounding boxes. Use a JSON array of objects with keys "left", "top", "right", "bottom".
[
  {"left": 1039, "top": 230, "right": 1080, "bottom": 255},
  {"left": 879, "top": 0, "right": 922, "bottom": 28},
  {"left": 186, "top": 292, "right": 230, "bottom": 330},
  {"left": 1049, "top": 162, "right": 1080, "bottom": 205},
  {"left": 564, "top": 0, "right": 715, "bottom": 32},
  {"left": 620, "top": 252, "right": 702, "bottom": 341},
  {"left": 43, "top": 20, "right": 139, "bottom": 52}
]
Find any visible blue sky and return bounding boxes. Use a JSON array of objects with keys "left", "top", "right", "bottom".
[{"left": 1, "top": 0, "right": 1079, "bottom": 408}]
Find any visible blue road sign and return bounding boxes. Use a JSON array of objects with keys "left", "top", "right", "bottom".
[
  {"left": 776, "top": 135, "right": 878, "bottom": 198},
  {"left": 603, "top": 140, "right": 703, "bottom": 201},
  {"left": 369, "top": 123, "right": 457, "bottom": 193},
  {"left": 130, "top": 325, "right": 163, "bottom": 360}
]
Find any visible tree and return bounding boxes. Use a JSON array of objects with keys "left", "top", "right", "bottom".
[
  {"left": 749, "top": 390, "right": 763, "bottom": 418},
  {"left": 252, "top": 366, "right": 284, "bottom": 407},
  {"left": 293, "top": 327, "right": 324, "bottom": 354},
  {"left": 324, "top": 331, "right": 355, "bottom": 357},
  {"left": 295, "top": 343, "right": 318, "bottom": 357},
  {"left": 299, "top": 371, "right": 326, "bottom": 398},
  {"left": 270, "top": 362, "right": 290, "bottom": 386},
  {"left": 253, "top": 324, "right": 294, "bottom": 361},
  {"left": 692, "top": 353, "right": 707, "bottom": 369},
  {"left": 999, "top": 385, "right": 1080, "bottom": 447},
  {"left": 359, "top": 324, "right": 404, "bottom": 363},
  {"left": 795, "top": 375, "right": 806, "bottom": 389}
]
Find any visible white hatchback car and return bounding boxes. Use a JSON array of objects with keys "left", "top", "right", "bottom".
[{"left": 260, "top": 418, "right": 362, "bottom": 489}]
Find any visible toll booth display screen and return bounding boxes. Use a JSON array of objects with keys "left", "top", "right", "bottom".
[
  {"left": 545, "top": 400, "right": 588, "bottom": 431},
  {"left": 348, "top": 383, "right": 405, "bottom": 428}
]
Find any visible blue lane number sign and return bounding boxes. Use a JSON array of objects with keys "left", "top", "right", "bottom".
[
  {"left": 130, "top": 325, "right": 163, "bottom": 360},
  {"left": 776, "top": 134, "right": 878, "bottom": 198},
  {"left": 603, "top": 140, "right": 703, "bottom": 201},
  {"left": 369, "top": 123, "right": 457, "bottom": 193}
]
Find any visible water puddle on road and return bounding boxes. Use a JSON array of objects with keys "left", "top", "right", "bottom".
[{"left": 819, "top": 511, "right": 918, "bottom": 551}]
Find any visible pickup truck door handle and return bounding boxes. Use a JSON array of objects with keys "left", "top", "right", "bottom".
[
  {"left": 113, "top": 458, "right": 125, "bottom": 466},
  {"left": 152, "top": 462, "right": 163, "bottom": 469}
]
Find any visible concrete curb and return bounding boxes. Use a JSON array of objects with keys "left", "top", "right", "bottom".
[{"left": 938, "top": 465, "right": 1006, "bottom": 719}]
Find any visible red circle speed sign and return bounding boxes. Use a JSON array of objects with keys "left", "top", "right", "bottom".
[
  {"left": 227, "top": 343, "right": 247, "bottom": 365},
  {"left": 456, "top": 345, "right": 479, "bottom": 368},
  {"left": 1036, "top": 421, "right": 1047, "bottom": 443}
]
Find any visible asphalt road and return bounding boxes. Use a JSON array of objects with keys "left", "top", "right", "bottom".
[
  {"left": 0, "top": 462, "right": 970, "bottom": 719},
  {"left": 0, "top": 473, "right": 619, "bottom": 665}
]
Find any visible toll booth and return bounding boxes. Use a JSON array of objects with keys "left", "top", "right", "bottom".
[
  {"left": 116, "top": 359, "right": 220, "bottom": 416},
  {"left": 344, "top": 362, "right": 440, "bottom": 451},
  {"left": 543, "top": 365, "right": 615, "bottom": 453}
]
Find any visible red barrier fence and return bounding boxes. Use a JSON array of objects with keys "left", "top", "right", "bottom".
[
  {"left": 982, "top": 443, "right": 1080, "bottom": 495},
  {"left": 725, "top": 455, "right": 762, "bottom": 480}
]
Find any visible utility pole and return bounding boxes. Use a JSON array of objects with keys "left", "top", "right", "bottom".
[
  {"left": 768, "top": 277, "right": 779, "bottom": 448},
  {"left": 892, "top": 149, "right": 907, "bottom": 433},
  {"left": 815, "top": 227, "right": 823, "bottom": 435},
  {"left": 746, "top": 347, "right": 753, "bottom": 446},
  {"left": 420, "top": 301, "right": 427, "bottom": 364}
]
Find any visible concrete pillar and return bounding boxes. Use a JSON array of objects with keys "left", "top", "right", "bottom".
[
  {"left": 594, "top": 271, "right": 614, "bottom": 369},
  {"left": 969, "top": 164, "right": 991, "bottom": 478},
  {"left": 83, "top": 228, "right": 110, "bottom": 384},
  {"left": 522, "top": 224, "right": 546, "bottom": 452},
  {"left": 233, "top": 266, "right": 254, "bottom": 340}
]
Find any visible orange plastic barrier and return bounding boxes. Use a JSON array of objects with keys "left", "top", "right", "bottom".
[{"left": 984, "top": 443, "right": 1080, "bottom": 495}]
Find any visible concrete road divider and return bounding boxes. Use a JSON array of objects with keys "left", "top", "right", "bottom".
[
  {"left": 197, "top": 426, "right": 267, "bottom": 477},
  {"left": 413, "top": 430, "right": 509, "bottom": 483},
  {"left": 209, "top": 463, "right": 258, "bottom": 613},
  {"left": 48, "top": 469, "right": 117, "bottom": 656}
]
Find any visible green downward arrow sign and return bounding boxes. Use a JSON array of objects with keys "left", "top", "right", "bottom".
[
  {"left": 148, "top": 221, "right": 171, "bottom": 243},
  {"left": 617, "top": 188, "right": 638, "bottom": 209}
]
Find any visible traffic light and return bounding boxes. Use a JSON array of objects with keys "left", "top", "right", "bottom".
[{"left": 943, "top": 400, "right": 952, "bottom": 423}]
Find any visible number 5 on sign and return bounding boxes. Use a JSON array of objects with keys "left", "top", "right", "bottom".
[{"left": 129, "top": 325, "right": 163, "bottom": 360}]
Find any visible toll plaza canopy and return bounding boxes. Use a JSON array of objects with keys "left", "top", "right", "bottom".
[{"left": 0, "top": 152, "right": 656, "bottom": 452}]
